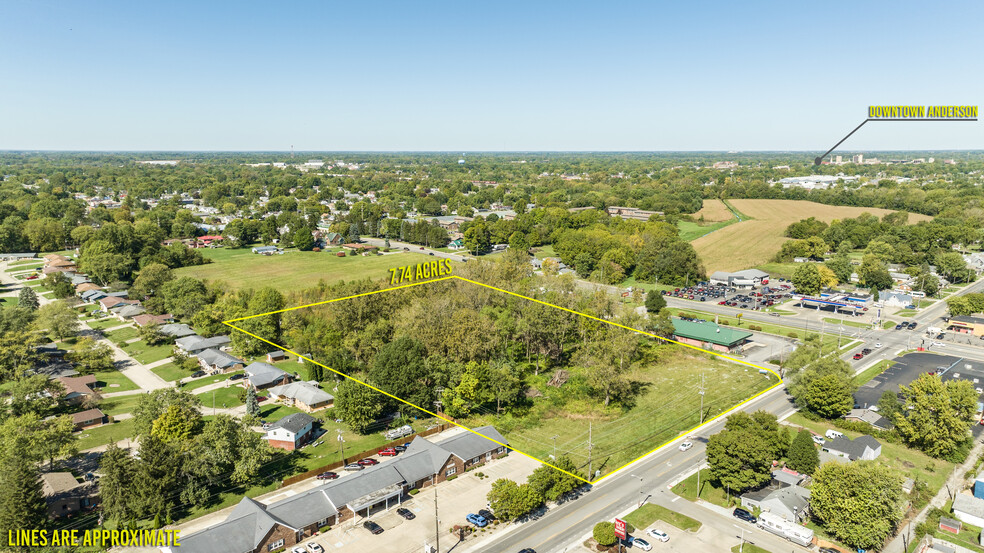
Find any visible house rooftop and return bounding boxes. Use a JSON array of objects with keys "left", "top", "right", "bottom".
[
  {"left": 271, "top": 412, "right": 316, "bottom": 434},
  {"left": 434, "top": 425, "right": 508, "bottom": 461},
  {"left": 244, "top": 362, "right": 288, "bottom": 387}
]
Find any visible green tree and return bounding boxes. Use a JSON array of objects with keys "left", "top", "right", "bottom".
[
  {"left": 859, "top": 254, "right": 893, "bottom": 291},
  {"left": 786, "top": 429, "right": 819, "bottom": 475},
  {"left": 894, "top": 373, "right": 976, "bottom": 458},
  {"left": 645, "top": 307, "right": 676, "bottom": 338},
  {"left": 706, "top": 425, "right": 773, "bottom": 493},
  {"left": 133, "top": 389, "right": 202, "bottom": 437},
  {"left": 98, "top": 443, "right": 139, "bottom": 523},
  {"left": 68, "top": 336, "right": 115, "bottom": 374},
  {"left": 151, "top": 404, "right": 203, "bottom": 446},
  {"left": 160, "top": 277, "right": 211, "bottom": 319},
  {"left": 877, "top": 390, "right": 903, "bottom": 421},
  {"left": 593, "top": 521, "right": 617, "bottom": 546},
  {"left": 138, "top": 323, "right": 169, "bottom": 346},
  {"left": 810, "top": 462, "right": 905, "bottom": 550},
  {"left": 0, "top": 449, "right": 48, "bottom": 549},
  {"left": 792, "top": 263, "right": 823, "bottom": 296},
  {"left": 293, "top": 227, "right": 315, "bottom": 251},
  {"left": 487, "top": 478, "right": 523, "bottom": 521},
  {"left": 334, "top": 379, "right": 385, "bottom": 434},
  {"left": 17, "top": 287, "right": 38, "bottom": 311},
  {"left": 35, "top": 301, "right": 80, "bottom": 341},
  {"left": 508, "top": 231, "right": 529, "bottom": 251},
  {"left": 368, "top": 336, "right": 432, "bottom": 415},
  {"left": 804, "top": 373, "right": 855, "bottom": 419},
  {"left": 130, "top": 263, "right": 174, "bottom": 298},
  {"left": 463, "top": 221, "right": 491, "bottom": 255},
  {"left": 824, "top": 255, "right": 853, "bottom": 284},
  {"left": 245, "top": 386, "right": 260, "bottom": 417},
  {"left": 644, "top": 291, "right": 666, "bottom": 314}
]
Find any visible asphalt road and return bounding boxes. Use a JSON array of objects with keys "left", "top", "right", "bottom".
[{"left": 467, "top": 388, "right": 799, "bottom": 553}]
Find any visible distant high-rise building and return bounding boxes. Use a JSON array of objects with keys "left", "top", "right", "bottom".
[
  {"left": 852, "top": 154, "right": 864, "bottom": 164},
  {"left": 834, "top": 155, "right": 842, "bottom": 163}
]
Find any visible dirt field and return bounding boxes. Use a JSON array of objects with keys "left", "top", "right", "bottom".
[
  {"left": 693, "top": 199, "right": 734, "bottom": 222},
  {"left": 692, "top": 199, "right": 932, "bottom": 273}
]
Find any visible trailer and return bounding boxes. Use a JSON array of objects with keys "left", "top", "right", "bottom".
[{"left": 756, "top": 512, "right": 814, "bottom": 546}]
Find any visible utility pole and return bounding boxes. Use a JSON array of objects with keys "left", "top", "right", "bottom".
[
  {"left": 337, "top": 430, "right": 345, "bottom": 464},
  {"left": 697, "top": 368, "right": 707, "bottom": 424},
  {"left": 587, "top": 422, "right": 594, "bottom": 478},
  {"left": 551, "top": 435, "right": 559, "bottom": 460},
  {"left": 434, "top": 485, "right": 440, "bottom": 553}
]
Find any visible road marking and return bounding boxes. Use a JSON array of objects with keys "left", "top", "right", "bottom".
[{"left": 671, "top": 496, "right": 680, "bottom": 502}]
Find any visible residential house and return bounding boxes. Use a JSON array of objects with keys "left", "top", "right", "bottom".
[
  {"left": 822, "top": 434, "right": 882, "bottom": 461},
  {"left": 264, "top": 412, "right": 317, "bottom": 451},
  {"left": 79, "top": 289, "right": 106, "bottom": 303},
  {"left": 952, "top": 493, "right": 984, "bottom": 528},
  {"left": 115, "top": 304, "right": 146, "bottom": 321},
  {"left": 740, "top": 485, "right": 811, "bottom": 523},
  {"left": 244, "top": 362, "right": 292, "bottom": 390},
  {"left": 75, "top": 282, "right": 101, "bottom": 294},
  {"left": 40, "top": 473, "right": 97, "bottom": 518},
  {"left": 448, "top": 239, "right": 465, "bottom": 250},
  {"left": 175, "top": 335, "right": 232, "bottom": 355},
  {"left": 267, "top": 381, "right": 334, "bottom": 412},
  {"left": 159, "top": 323, "right": 196, "bottom": 338},
  {"left": 252, "top": 245, "right": 281, "bottom": 255},
  {"left": 71, "top": 408, "right": 106, "bottom": 430},
  {"left": 844, "top": 408, "right": 894, "bottom": 430},
  {"left": 324, "top": 232, "right": 343, "bottom": 246},
  {"left": 56, "top": 375, "right": 100, "bottom": 405},
  {"left": 97, "top": 296, "right": 126, "bottom": 311},
  {"left": 879, "top": 290, "right": 913, "bottom": 308},
  {"left": 196, "top": 349, "right": 244, "bottom": 374},
  {"left": 132, "top": 313, "right": 174, "bottom": 327},
  {"left": 266, "top": 350, "right": 286, "bottom": 363}
]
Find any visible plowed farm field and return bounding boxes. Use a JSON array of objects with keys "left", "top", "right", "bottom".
[{"left": 691, "top": 199, "right": 932, "bottom": 273}]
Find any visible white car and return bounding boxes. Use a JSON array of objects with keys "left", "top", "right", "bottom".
[
  {"left": 933, "top": 341, "right": 945, "bottom": 347},
  {"left": 679, "top": 441, "right": 693, "bottom": 452},
  {"left": 629, "top": 537, "right": 653, "bottom": 551},
  {"left": 305, "top": 544, "right": 324, "bottom": 553},
  {"left": 811, "top": 435, "right": 825, "bottom": 445},
  {"left": 291, "top": 548, "right": 306, "bottom": 553},
  {"left": 874, "top": 342, "right": 882, "bottom": 348},
  {"left": 646, "top": 528, "right": 669, "bottom": 542}
]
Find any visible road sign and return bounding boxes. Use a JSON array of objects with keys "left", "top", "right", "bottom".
[{"left": 614, "top": 518, "right": 627, "bottom": 540}]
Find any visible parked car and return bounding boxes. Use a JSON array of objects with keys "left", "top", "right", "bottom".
[
  {"left": 905, "top": 304, "right": 916, "bottom": 309},
  {"left": 812, "top": 435, "right": 825, "bottom": 445},
  {"left": 646, "top": 529, "right": 669, "bottom": 542},
  {"left": 825, "top": 430, "right": 844, "bottom": 440},
  {"left": 384, "top": 425, "right": 414, "bottom": 440},
  {"left": 466, "top": 513, "right": 489, "bottom": 527},
  {"left": 895, "top": 324, "right": 903, "bottom": 330},
  {"left": 732, "top": 508, "right": 757, "bottom": 524},
  {"left": 679, "top": 441, "right": 693, "bottom": 452},
  {"left": 517, "top": 549, "right": 536, "bottom": 553},
  {"left": 305, "top": 543, "right": 324, "bottom": 553},
  {"left": 191, "top": 370, "right": 206, "bottom": 378},
  {"left": 627, "top": 537, "right": 652, "bottom": 551},
  {"left": 316, "top": 471, "right": 338, "bottom": 480},
  {"left": 291, "top": 547, "right": 306, "bottom": 553},
  {"left": 478, "top": 509, "right": 496, "bottom": 521},
  {"left": 378, "top": 447, "right": 398, "bottom": 456},
  {"left": 861, "top": 348, "right": 872, "bottom": 355},
  {"left": 343, "top": 463, "right": 364, "bottom": 471},
  {"left": 357, "top": 458, "right": 379, "bottom": 466},
  {"left": 852, "top": 353, "right": 864, "bottom": 360},
  {"left": 230, "top": 373, "right": 246, "bottom": 380},
  {"left": 394, "top": 444, "right": 408, "bottom": 452},
  {"left": 936, "top": 333, "right": 946, "bottom": 339},
  {"left": 397, "top": 507, "right": 415, "bottom": 520},
  {"left": 363, "top": 520, "right": 384, "bottom": 534}
]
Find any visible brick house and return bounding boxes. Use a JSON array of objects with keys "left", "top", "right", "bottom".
[
  {"left": 267, "top": 381, "right": 333, "bottom": 412},
  {"left": 196, "top": 348, "right": 245, "bottom": 374},
  {"left": 264, "top": 413, "right": 317, "bottom": 451},
  {"left": 244, "top": 362, "right": 292, "bottom": 390},
  {"left": 40, "top": 472, "right": 98, "bottom": 518},
  {"left": 71, "top": 408, "right": 106, "bottom": 430},
  {"left": 56, "top": 375, "right": 100, "bottom": 405}
]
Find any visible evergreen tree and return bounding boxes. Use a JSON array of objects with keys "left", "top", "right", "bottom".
[
  {"left": 0, "top": 450, "right": 47, "bottom": 548},
  {"left": 245, "top": 386, "right": 260, "bottom": 417},
  {"left": 786, "top": 429, "right": 820, "bottom": 475},
  {"left": 17, "top": 287, "right": 38, "bottom": 311}
]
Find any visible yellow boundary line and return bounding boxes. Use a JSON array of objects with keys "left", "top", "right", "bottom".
[{"left": 223, "top": 275, "right": 783, "bottom": 485}]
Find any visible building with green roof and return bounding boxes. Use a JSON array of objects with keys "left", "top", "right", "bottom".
[{"left": 671, "top": 318, "right": 752, "bottom": 353}]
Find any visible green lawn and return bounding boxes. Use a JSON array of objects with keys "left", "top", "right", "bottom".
[
  {"left": 121, "top": 341, "right": 174, "bottom": 364},
  {"left": 152, "top": 362, "right": 190, "bottom": 382},
  {"left": 99, "top": 394, "right": 144, "bottom": 416},
  {"left": 731, "top": 544, "right": 771, "bottom": 553},
  {"left": 86, "top": 317, "right": 126, "bottom": 331},
  {"left": 257, "top": 403, "right": 305, "bottom": 422},
  {"left": 785, "top": 412, "right": 953, "bottom": 493},
  {"left": 623, "top": 503, "right": 701, "bottom": 532},
  {"left": 856, "top": 359, "right": 896, "bottom": 386},
  {"left": 678, "top": 217, "right": 738, "bottom": 242},
  {"left": 823, "top": 317, "right": 870, "bottom": 329},
  {"left": 0, "top": 296, "right": 18, "bottom": 308},
  {"left": 174, "top": 248, "right": 416, "bottom": 290},
  {"left": 754, "top": 262, "right": 804, "bottom": 280},
  {"left": 92, "top": 369, "right": 139, "bottom": 392},
  {"left": 181, "top": 372, "right": 240, "bottom": 391},
  {"left": 105, "top": 326, "right": 139, "bottom": 345},
  {"left": 196, "top": 384, "right": 245, "bottom": 409},
  {"left": 671, "top": 469, "right": 735, "bottom": 508},
  {"left": 76, "top": 419, "right": 136, "bottom": 450}
]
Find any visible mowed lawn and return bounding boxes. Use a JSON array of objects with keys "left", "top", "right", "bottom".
[
  {"left": 691, "top": 199, "right": 932, "bottom": 273},
  {"left": 174, "top": 248, "right": 415, "bottom": 290},
  {"left": 464, "top": 347, "right": 777, "bottom": 478}
]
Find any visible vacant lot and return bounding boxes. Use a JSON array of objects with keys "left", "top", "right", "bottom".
[
  {"left": 174, "top": 248, "right": 415, "bottom": 290},
  {"left": 692, "top": 200, "right": 932, "bottom": 273}
]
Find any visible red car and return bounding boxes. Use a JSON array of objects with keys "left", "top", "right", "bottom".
[
  {"left": 316, "top": 471, "right": 339, "bottom": 480},
  {"left": 357, "top": 458, "right": 379, "bottom": 466},
  {"left": 378, "top": 447, "right": 398, "bottom": 457},
  {"left": 853, "top": 353, "right": 864, "bottom": 360},
  {"left": 25, "top": 275, "right": 38, "bottom": 280}
]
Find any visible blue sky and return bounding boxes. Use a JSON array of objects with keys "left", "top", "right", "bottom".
[{"left": 1, "top": 0, "right": 982, "bottom": 151}]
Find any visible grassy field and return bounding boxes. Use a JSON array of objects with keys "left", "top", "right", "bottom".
[
  {"left": 86, "top": 317, "right": 125, "bottom": 331},
  {"left": 671, "top": 468, "right": 734, "bottom": 508},
  {"left": 463, "top": 347, "right": 776, "bottom": 478},
  {"left": 694, "top": 199, "right": 735, "bottom": 222},
  {"left": 92, "top": 369, "right": 139, "bottom": 392},
  {"left": 195, "top": 384, "right": 245, "bottom": 410},
  {"left": 119, "top": 340, "right": 174, "bottom": 364},
  {"left": 856, "top": 359, "right": 896, "bottom": 386},
  {"left": 677, "top": 218, "right": 737, "bottom": 242},
  {"left": 99, "top": 394, "right": 144, "bottom": 416},
  {"left": 105, "top": 326, "right": 139, "bottom": 345},
  {"left": 731, "top": 544, "right": 770, "bottom": 553},
  {"left": 624, "top": 503, "right": 701, "bottom": 532},
  {"left": 181, "top": 372, "right": 241, "bottom": 391},
  {"left": 76, "top": 419, "right": 136, "bottom": 450},
  {"left": 691, "top": 200, "right": 932, "bottom": 273},
  {"left": 151, "top": 362, "right": 190, "bottom": 382},
  {"left": 174, "top": 247, "right": 415, "bottom": 290},
  {"left": 823, "top": 317, "right": 869, "bottom": 329},
  {"left": 785, "top": 412, "right": 953, "bottom": 493}
]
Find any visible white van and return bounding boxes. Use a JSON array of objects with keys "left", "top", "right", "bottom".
[{"left": 825, "top": 430, "right": 844, "bottom": 440}]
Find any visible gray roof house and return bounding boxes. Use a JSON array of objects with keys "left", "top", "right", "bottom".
[
  {"left": 267, "top": 381, "right": 333, "bottom": 411},
  {"left": 196, "top": 349, "right": 244, "bottom": 373},
  {"left": 844, "top": 408, "right": 894, "bottom": 431},
  {"left": 952, "top": 493, "right": 984, "bottom": 528},
  {"left": 159, "top": 323, "right": 196, "bottom": 338},
  {"left": 175, "top": 335, "right": 231, "bottom": 355},
  {"left": 434, "top": 425, "right": 508, "bottom": 463},
  {"left": 116, "top": 304, "right": 146, "bottom": 319},
  {"left": 741, "top": 484, "right": 811, "bottom": 523},
  {"left": 264, "top": 413, "right": 317, "bottom": 451},
  {"left": 823, "top": 434, "right": 882, "bottom": 461},
  {"left": 244, "top": 362, "right": 291, "bottom": 389},
  {"left": 79, "top": 290, "right": 106, "bottom": 302}
]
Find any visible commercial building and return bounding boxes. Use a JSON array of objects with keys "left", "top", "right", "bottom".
[
  {"left": 948, "top": 315, "right": 984, "bottom": 337},
  {"left": 671, "top": 318, "right": 752, "bottom": 353},
  {"left": 709, "top": 269, "right": 770, "bottom": 288}
]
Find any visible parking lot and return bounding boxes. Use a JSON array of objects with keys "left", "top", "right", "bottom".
[{"left": 661, "top": 281, "right": 794, "bottom": 310}]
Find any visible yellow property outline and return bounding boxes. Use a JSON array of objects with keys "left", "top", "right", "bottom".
[{"left": 224, "top": 274, "right": 783, "bottom": 485}]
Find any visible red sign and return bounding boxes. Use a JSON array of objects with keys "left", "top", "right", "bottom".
[{"left": 614, "top": 518, "right": 627, "bottom": 540}]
